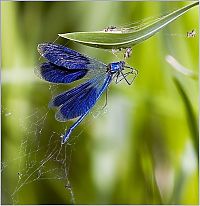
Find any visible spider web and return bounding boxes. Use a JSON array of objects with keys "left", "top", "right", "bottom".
[
  {"left": 1, "top": 81, "right": 110, "bottom": 205},
  {"left": 1, "top": 103, "right": 72, "bottom": 204}
]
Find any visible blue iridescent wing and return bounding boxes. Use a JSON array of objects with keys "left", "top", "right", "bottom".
[
  {"left": 59, "top": 74, "right": 112, "bottom": 144},
  {"left": 35, "top": 62, "right": 87, "bottom": 83},
  {"left": 37, "top": 43, "right": 106, "bottom": 69},
  {"left": 54, "top": 74, "right": 112, "bottom": 122},
  {"left": 49, "top": 79, "right": 93, "bottom": 108},
  {"left": 36, "top": 42, "right": 111, "bottom": 143}
]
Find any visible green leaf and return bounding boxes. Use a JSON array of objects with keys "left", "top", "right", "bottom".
[{"left": 59, "top": 2, "right": 198, "bottom": 49}]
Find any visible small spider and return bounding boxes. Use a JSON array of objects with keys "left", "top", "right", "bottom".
[
  {"left": 104, "top": 26, "right": 118, "bottom": 32},
  {"left": 124, "top": 48, "right": 132, "bottom": 59}
]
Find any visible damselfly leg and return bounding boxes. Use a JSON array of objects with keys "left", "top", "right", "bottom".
[
  {"left": 115, "top": 67, "right": 138, "bottom": 85},
  {"left": 102, "top": 89, "right": 108, "bottom": 109}
]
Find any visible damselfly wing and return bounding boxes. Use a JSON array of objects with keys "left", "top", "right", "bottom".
[{"left": 36, "top": 43, "right": 137, "bottom": 144}]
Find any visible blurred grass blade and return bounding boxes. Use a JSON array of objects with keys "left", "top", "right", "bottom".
[
  {"left": 59, "top": 2, "right": 198, "bottom": 49},
  {"left": 173, "top": 78, "right": 198, "bottom": 159},
  {"left": 166, "top": 55, "right": 198, "bottom": 80}
]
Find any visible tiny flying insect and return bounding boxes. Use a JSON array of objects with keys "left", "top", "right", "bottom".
[
  {"left": 36, "top": 43, "right": 138, "bottom": 144},
  {"left": 187, "top": 29, "right": 196, "bottom": 38}
]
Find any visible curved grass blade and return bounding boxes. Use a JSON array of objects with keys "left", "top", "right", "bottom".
[
  {"left": 59, "top": 2, "right": 198, "bottom": 49},
  {"left": 173, "top": 77, "right": 198, "bottom": 160}
]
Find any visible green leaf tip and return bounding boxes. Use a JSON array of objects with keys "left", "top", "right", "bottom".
[{"left": 59, "top": 2, "right": 199, "bottom": 49}]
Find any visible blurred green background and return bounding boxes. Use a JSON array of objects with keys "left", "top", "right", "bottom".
[{"left": 1, "top": 1, "right": 198, "bottom": 205}]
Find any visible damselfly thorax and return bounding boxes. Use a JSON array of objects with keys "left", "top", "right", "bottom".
[{"left": 107, "top": 61, "right": 138, "bottom": 85}]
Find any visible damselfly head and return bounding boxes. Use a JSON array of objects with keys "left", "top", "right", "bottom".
[{"left": 108, "top": 61, "right": 126, "bottom": 74}]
